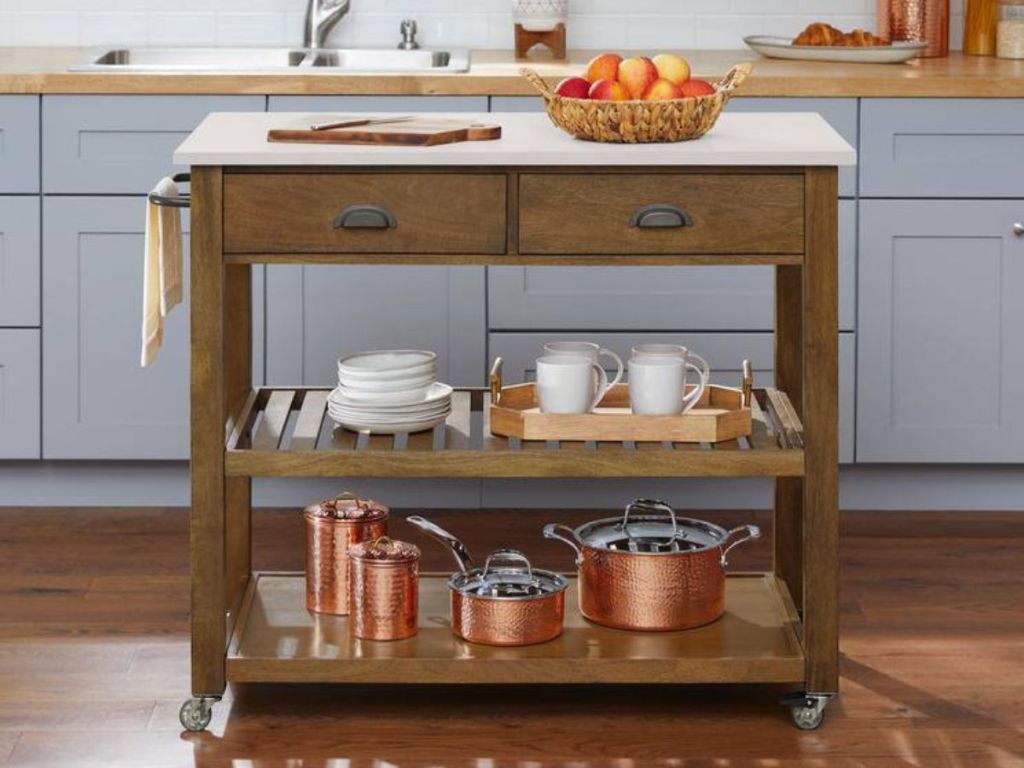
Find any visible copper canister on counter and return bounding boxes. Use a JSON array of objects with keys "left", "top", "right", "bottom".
[
  {"left": 348, "top": 537, "right": 421, "bottom": 641},
  {"left": 878, "top": 0, "right": 950, "bottom": 57},
  {"left": 304, "top": 492, "right": 389, "bottom": 615}
]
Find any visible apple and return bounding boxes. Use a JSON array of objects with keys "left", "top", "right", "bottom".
[
  {"left": 652, "top": 53, "right": 691, "bottom": 86},
  {"left": 588, "top": 78, "right": 629, "bottom": 101},
  {"left": 680, "top": 79, "right": 716, "bottom": 97},
  {"left": 555, "top": 76, "right": 591, "bottom": 99},
  {"left": 585, "top": 53, "right": 623, "bottom": 84},
  {"left": 642, "top": 78, "right": 685, "bottom": 101},
  {"left": 617, "top": 56, "right": 658, "bottom": 100}
]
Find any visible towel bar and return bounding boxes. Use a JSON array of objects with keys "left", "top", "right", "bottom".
[{"left": 149, "top": 173, "right": 191, "bottom": 209}]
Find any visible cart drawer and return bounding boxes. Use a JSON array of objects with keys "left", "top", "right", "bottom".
[
  {"left": 518, "top": 173, "right": 805, "bottom": 255},
  {"left": 224, "top": 173, "right": 507, "bottom": 255}
]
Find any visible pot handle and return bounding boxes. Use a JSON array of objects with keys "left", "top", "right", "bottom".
[
  {"left": 542, "top": 523, "right": 583, "bottom": 565},
  {"left": 720, "top": 525, "right": 761, "bottom": 567},
  {"left": 406, "top": 515, "right": 475, "bottom": 574},
  {"left": 482, "top": 549, "right": 534, "bottom": 580},
  {"left": 622, "top": 498, "right": 678, "bottom": 546}
]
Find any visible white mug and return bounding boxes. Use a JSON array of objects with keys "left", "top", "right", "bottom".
[
  {"left": 536, "top": 355, "right": 610, "bottom": 414},
  {"left": 543, "top": 341, "right": 624, "bottom": 392},
  {"left": 628, "top": 357, "right": 688, "bottom": 415},
  {"left": 631, "top": 343, "right": 710, "bottom": 413}
]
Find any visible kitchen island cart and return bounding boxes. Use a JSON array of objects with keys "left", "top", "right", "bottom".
[{"left": 172, "top": 112, "right": 855, "bottom": 732}]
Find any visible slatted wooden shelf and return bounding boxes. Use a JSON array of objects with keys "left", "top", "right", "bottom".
[{"left": 224, "top": 386, "right": 805, "bottom": 478}]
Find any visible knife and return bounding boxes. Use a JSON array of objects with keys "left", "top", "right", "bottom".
[{"left": 310, "top": 116, "right": 415, "bottom": 132}]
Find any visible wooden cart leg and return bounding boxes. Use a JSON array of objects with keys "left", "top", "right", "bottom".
[
  {"left": 801, "top": 167, "right": 840, "bottom": 695},
  {"left": 190, "top": 167, "right": 228, "bottom": 700},
  {"left": 774, "top": 264, "right": 803, "bottom": 613}
]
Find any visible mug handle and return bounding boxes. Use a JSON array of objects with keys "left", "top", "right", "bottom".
[
  {"left": 681, "top": 351, "right": 710, "bottom": 413},
  {"left": 598, "top": 348, "right": 624, "bottom": 390},
  {"left": 589, "top": 363, "right": 610, "bottom": 411}
]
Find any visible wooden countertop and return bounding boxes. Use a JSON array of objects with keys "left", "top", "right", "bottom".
[{"left": 2, "top": 47, "right": 1024, "bottom": 97}]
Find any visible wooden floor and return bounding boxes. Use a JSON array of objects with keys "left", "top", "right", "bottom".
[{"left": 0, "top": 506, "right": 1022, "bottom": 767}]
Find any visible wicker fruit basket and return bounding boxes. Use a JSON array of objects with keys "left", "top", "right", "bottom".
[{"left": 521, "top": 62, "right": 753, "bottom": 143}]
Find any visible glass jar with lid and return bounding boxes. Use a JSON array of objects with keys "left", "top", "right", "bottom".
[{"left": 997, "top": 0, "right": 1024, "bottom": 58}]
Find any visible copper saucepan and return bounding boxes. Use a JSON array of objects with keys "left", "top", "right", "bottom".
[
  {"left": 406, "top": 516, "right": 567, "bottom": 646},
  {"left": 544, "top": 499, "right": 760, "bottom": 632}
]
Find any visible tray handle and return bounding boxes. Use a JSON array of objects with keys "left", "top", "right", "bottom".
[
  {"left": 741, "top": 359, "right": 753, "bottom": 407},
  {"left": 489, "top": 357, "right": 504, "bottom": 405}
]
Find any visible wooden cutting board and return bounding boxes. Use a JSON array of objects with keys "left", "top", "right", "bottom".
[{"left": 267, "top": 118, "right": 502, "bottom": 147}]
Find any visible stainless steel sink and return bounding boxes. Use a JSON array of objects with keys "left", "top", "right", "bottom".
[{"left": 69, "top": 47, "right": 471, "bottom": 73}]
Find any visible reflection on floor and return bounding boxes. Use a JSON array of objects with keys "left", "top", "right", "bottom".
[{"left": 0, "top": 507, "right": 1022, "bottom": 767}]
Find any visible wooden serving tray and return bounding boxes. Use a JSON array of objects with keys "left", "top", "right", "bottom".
[{"left": 488, "top": 358, "right": 753, "bottom": 443}]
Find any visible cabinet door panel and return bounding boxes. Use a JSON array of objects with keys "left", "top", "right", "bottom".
[
  {"left": 0, "top": 197, "right": 41, "bottom": 327},
  {"left": 42, "top": 198, "right": 191, "bottom": 459},
  {"left": 490, "top": 331, "right": 855, "bottom": 463},
  {"left": 0, "top": 329, "right": 40, "bottom": 459},
  {"left": 0, "top": 96, "right": 40, "bottom": 193},
  {"left": 42, "top": 95, "right": 264, "bottom": 193},
  {"left": 490, "top": 200, "right": 854, "bottom": 331},
  {"left": 861, "top": 99, "right": 1024, "bottom": 198},
  {"left": 858, "top": 200, "right": 1024, "bottom": 461}
]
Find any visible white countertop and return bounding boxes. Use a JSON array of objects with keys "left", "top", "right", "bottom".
[{"left": 174, "top": 112, "right": 856, "bottom": 167}]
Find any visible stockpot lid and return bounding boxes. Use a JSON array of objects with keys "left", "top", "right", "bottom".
[
  {"left": 450, "top": 549, "right": 568, "bottom": 600},
  {"left": 575, "top": 499, "right": 729, "bottom": 554},
  {"left": 304, "top": 491, "right": 389, "bottom": 522}
]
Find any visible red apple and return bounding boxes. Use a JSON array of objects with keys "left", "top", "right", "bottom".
[
  {"left": 680, "top": 79, "right": 716, "bottom": 97},
  {"left": 585, "top": 53, "right": 623, "bottom": 84},
  {"left": 652, "top": 53, "right": 691, "bottom": 86},
  {"left": 617, "top": 56, "right": 658, "bottom": 100},
  {"left": 642, "top": 78, "right": 685, "bottom": 101},
  {"left": 588, "top": 78, "right": 629, "bottom": 101},
  {"left": 555, "top": 76, "right": 591, "bottom": 99}
]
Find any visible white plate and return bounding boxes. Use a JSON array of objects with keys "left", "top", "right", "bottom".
[
  {"left": 328, "top": 406, "right": 451, "bottom": 424},
  {"left": 337, "top": 373, "right": 436, "bottom": 393},
  {"left": 337, "top": 350, "right": 438, "bottom": 378},
  {"left": 744, "top": 35, "right": 927, "bottom": 63},
  {"left": 329, "top": 412, "right": 450, "bottom": 435},
  {"left": 330, "top": 382, "right": 453, "bottom": 410},
  {"left": 328, "top": 400, "right": 451, "bottom": 419}
]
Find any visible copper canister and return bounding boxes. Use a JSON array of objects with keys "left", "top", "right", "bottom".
[
  {"left": 304, "top": 492, "right": 389, "bottom": 615},
  {"left": 878, "top": 0, "right": 950, "bottom": 57},
  {"left": 348, "top": 537, "right": 420, "bottom": 641}
]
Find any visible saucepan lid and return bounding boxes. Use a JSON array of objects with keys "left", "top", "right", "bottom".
[{"left": 451, "top": 549, "right": 568, "bottom": 600}]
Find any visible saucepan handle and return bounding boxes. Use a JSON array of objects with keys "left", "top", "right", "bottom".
[
  {"left": 720, "top": 524, "right": 761, "bottom": 567},
  {"left": 542, "top": 523, "right": 584, "bottom": 565},
  {"left": 406, "top": 515, "right": 475, "bottom": 574}
]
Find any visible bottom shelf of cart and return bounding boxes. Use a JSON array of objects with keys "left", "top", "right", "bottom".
[{"left": 226, "top": 572, "right": 805, "bottom": 685}]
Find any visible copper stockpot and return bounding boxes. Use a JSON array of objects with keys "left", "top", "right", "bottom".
[
  {"left": 348, "top": 537, "right": 420, "bottom": 641},
  {"left": 544, "top": 499, "right": 760, "bottom": 631},
  {"left": 304, "top": 492, "right": 389, "bottom": 615},
  {"left": 407, "top": 516, "right": 567, "bottom": 646}
]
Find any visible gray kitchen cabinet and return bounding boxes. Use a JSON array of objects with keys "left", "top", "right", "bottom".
[
  {"left": 490, "top": 200, "right": 855, "bottom": 332},
  {"left": 0, "top": 197, "right": 40, "bottom": 327},
  {"left": 858, "top": 199, "right": 1024, "bottom": 462},
  {"left": 0, "top": 96, "right": 39, "bottom": 193},
  {"left": 490, "top": 331, "right": 855, "bottom": 463},
  {"left": 265, "top": 95, "right": 487, "bottom": 388},
  {"left": 0, "top": 329, "right": 40, "bottom": 459},
  {"left": 860, "top": 99, "right": 1024, "bottom": 198},
  {"left": 42, "top": 197, "right": 191, "bottom": 459},
  {"left": 42, "top": 95, "right": 265, "bottom": 193}
]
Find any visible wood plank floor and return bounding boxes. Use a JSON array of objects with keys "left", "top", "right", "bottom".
[{"left": 0, "top": 506, "right": 1022, "bottom": 767}]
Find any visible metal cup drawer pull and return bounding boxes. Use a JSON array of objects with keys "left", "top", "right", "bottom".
[
  {"left": 629, "top": 204, "right": 693, "bottom": 229},
  {"left": 1013, "top": 222, "right": 1024, "bottom": 237},
  {"left": 334, "top": 204, "right": 397, "bottom": 230}
]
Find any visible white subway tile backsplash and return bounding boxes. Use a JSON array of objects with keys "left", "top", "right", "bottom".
[{"left": 0, "top": 0, "right": 963, "bottom": 49}]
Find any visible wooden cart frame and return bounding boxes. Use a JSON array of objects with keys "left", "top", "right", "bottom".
[{"left": 180, "top": 165, "right": 838, "bottom": 732}]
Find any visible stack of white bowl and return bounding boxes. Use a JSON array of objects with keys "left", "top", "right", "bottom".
[{"left": 328, "top": 350, "right": 453, "bottom": 434}]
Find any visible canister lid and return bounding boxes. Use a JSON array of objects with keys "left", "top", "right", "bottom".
[
  {"left": 304, "top": 491, "right": 389, "bottom": 522},
  {"left": 349, "top": 536, "right": 421, "bottom": 563}
]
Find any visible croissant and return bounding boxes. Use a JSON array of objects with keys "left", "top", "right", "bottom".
[{"left": 793, "top": 22, "right": 889, "bottom": 47}]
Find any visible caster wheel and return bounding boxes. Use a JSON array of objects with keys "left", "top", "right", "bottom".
[
  {"left": 786, "top": 693, "right": 829, "bottom": 731},
  {"left": 179, "top": 697, "right": 215, "bottom": 732}
]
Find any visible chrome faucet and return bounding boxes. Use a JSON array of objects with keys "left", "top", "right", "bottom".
[{"left": 303, "top": 0, "right": 350, "bottom": 49}]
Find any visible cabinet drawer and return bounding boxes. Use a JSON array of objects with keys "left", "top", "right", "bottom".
[
  {"left": 0, "top": 96, "right": 39, "bottom": 193},
  {"left": 490, "top": 331, "right": 855, "bottom": 462},
  {"left": 861, "top": 99, "right": 1024, "bottom": 198},
  {"left": 0, "top": 329, "right": 41, "bottom": 459},
  {"left": 0, "top": 197, "right": 41, "bottom": 327},
  {"left": 42, "top": 95, "right": 264, "bottom": 193},
  {"left": 224, "top": 173, "right": 507, "bottom": 255},
  {"left": 518, "top": 173, "right": 804, "bottom": 255}
]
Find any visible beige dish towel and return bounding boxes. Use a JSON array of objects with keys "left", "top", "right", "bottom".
[{"left": 141, "top": 176, "right": 184, "bottom": 367}]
